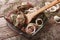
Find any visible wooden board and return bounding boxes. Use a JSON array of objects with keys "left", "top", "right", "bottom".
[{"left": 0, "top": 17, "right": 18, "bottom": 40}]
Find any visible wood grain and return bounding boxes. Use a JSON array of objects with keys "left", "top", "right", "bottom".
[{"left": 0, "top": 17, "right": 19, "bottom": 40}]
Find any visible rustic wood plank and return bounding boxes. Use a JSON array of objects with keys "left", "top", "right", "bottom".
[{"left": 0, "top": 17, "right": 18, "bottom": 40}]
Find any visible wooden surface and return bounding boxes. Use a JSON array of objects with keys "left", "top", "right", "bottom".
[{"left": 0, "top": 17, "right": 18, "bottom": 40}]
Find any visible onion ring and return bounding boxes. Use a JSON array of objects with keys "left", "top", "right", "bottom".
[
  {"left": 25, "top": 23, "right": 37, "bottom": 34},
  {"left": 35, "top": 18, "right": 43, "bottom": 26}
]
